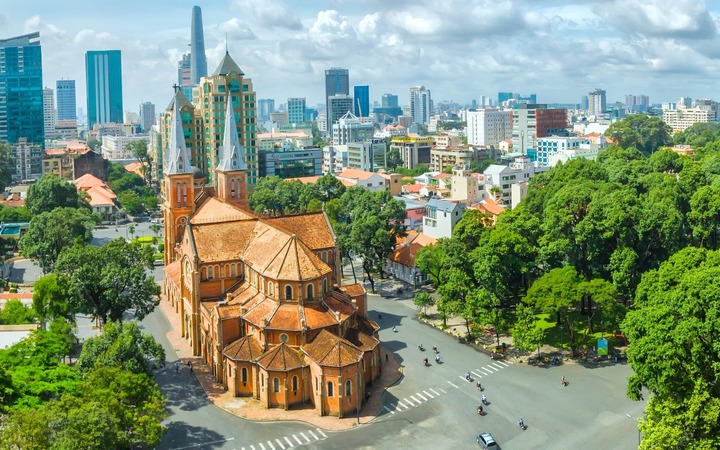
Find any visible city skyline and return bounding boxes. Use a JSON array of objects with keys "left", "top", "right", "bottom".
[{"left": 2, "top": 0, "right": 720, "bottom": 114}]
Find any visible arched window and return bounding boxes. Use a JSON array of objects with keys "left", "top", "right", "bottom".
[
  {"left": 273, "top": 377, "right": 280, "bottom": 393},
  {"left": 182, "top": 183, "right": 188, "bottom": 202},
  {"left": 285, "top": 285, "right": 293, "bottom": 300},
  {"left": 230, "top": 264, "right": 237, "bottom": 277},
  {"left": 327, "top": 381, "right": 334, "bottom": 397},
  {"left": 176, "top": 183, "right": 182, "bottom": 203},
  {"left": 323, "top": 279, "right": 328, "bottom": 294},
  {"left": 345, "top": 380, "right": 352, "bottom": 396},
  {"left": 292, "top": 376, "right": 298, "bottom": 392},
  {"left": 306, "top": 283, "right": 314, "bottom": 300},
  {"left": 207, "top": 266, "right": 214, "bottom": 279},
  {"left": 230, "top": 178, "right": 236, "bottom": 198},
  {"left": 241, "top": 367, "right": 248, "bottom": 384},
  {"left": 268, "top": 281, "right": 274, "bottom": 297},
  {"left": 201, "top": 267, "right": 207, "bottom": 280}
]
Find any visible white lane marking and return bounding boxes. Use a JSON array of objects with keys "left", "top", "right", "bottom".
[
  {"left": 470, "top": 370, "right": 483, "bottom": 378},
  {"left": 480, "top": 367, "right": 494, "bottom": 375},
  {"left": 300, "top": 432, "right": 311, "bottom": 443},
  {"left": 384, "top": 405, "right": 396, "bottom": 414},
  {"left": 284, "top": 436, "right": 294, "bottom": 448},
  {"left": 439, "top": 388, "right": 447, "bottom": 394},
  {"left": 317, "top": 429, "right": 327, "bottom": 438},
  {"left": 397, "top": 400, "right": 409, "bottom": 409},
  {"left": 308, "top": 430, "right": 319, "bottom": 441},
  {"left": 259, "top": 443, "right": 266, "bottom": 450},
  {"left": 496, "top": 360, "right": 510, "bottom": 367},
  {"left": 174, "top": 439, "right": 236, "bottom": 450},
  {"left": 423, "top": 390, "right": 434, "bottom": 399},
  {"left": 490, "top": 363, "right": 505, "bottom": 370},
  {"left": 404, "top": 398, "right": 416, "bottom": 407},
  {"left": 448, "top": 380, "right": 459, "bottom": 388},
  {"left": 275, "top": 438, "right": 285, "bottom": 449},
  {"left": 485, "top": 365, "right": 500, "bottom": 372},
  {"left": 410, "top": 395, "right": 423, "bottom": 404},
  {"left": 458, "top": 375, "right": 469, "bottom": 382},
  {"left": 430, "top": 388, "right": 441, "bottom": 396},
  {"left": 293, "top": 435, "right": 303, "bottom": 445},
  {"left": 267, "top": 441, "right": 276, "bottom": 450},
  {"left": 250, "top": 446, "right": 256, "bottom": 450}
]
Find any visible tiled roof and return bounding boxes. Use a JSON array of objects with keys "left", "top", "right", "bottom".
[
  {"left": 265, "top": 212, "right": 335, "bottom": 250},
  {"left": 356, "top": 315, "right": 380, "bottom": 336},
  {"left": 337, "top": 168, "right": 377, "bottom": 181},
  {"left": 124, "top": 162, "right": 145, "bottom": 177},
  {"left": 323, "top": 296, "right": 355, "bottom": 321},
  {"left": 340, "top": 283, "right": 365, "bottom": 298},
  {"left": 86, "top": 185, "right": 117, "bottom": 207},
  {"left": 257, "top": 343, "right": 304, "bottom": 371},
  {"left": 223, "top": 335, "right": 264, "bottom": 362},
  {"left": 242, "top": 297, "right": 279, "bottom": 328},
  {"left": 191, "top": 221, "right": 257, "bottom": 262},
  {"left": 218, "top": 303, "right": 243, "bottom": 319},
  {"left": 190, "top": 196, "right": 256, "bottom": 225},
  {"left": 388, "top": 242, "right": 423, "bottom": 267},
  {"left": 343, "top": 327, "right": 379, "bottom": 352},
  {"left": 213, "top": 51, "right": 244, "bottom": 76},
  {"left": 0, "top": 192, "right": 24, "bottom": 207},
  {"left": 302, "top": 329, "right": 363, "bottom": 367},
  {"left": 288, "top": 176, "right": 321, "bottom": 184},
  {"left": 474, "top": 198, "right": 505, "bottom": 216},
  {"left": 303, "top": 302, "right": 341, "bottom": 329},
  {"left": 402, "top": 184, "right": 423, "bottom": 194},
  {"left": 266, "top": 304, "right": 303, "bottom": 331},
  {"left": 74, "top": 173, "right": 107, "bottom": 191},
  {"left": 433, "top": 173, "right": 452, "bottom": 179},
  {"left": 164, "top": 260, "right": 181, "bottom": 289}
]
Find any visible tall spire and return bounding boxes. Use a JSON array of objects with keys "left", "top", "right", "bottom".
[
  {"left": 217, "top": 94, "right": 247, "bottom": 172},
  {"left": 164, "top": 98, "right": 193, "bottom": 175}
]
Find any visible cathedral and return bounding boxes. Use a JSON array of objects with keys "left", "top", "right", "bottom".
[{"left": 161, "top": 66, "right": 380, "bottom": 418}]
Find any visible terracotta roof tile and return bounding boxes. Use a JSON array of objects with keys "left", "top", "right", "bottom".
[
  {"left": 218, "top": 303, "right": 243, "bottom": 319},
  {"left": 243, "top": 297, "right": 279, "bottom": 328},
  {"left": 74, "top": 173, "right": 108, "bottom": 191},
  {"left": 264, "top": 213, "right": 335, "bottom": 250},
  {"left": 343, "top": 328, "right": 379, "bottom": 352},
  {"left": 164, "top": 260, "right": 181, "bottom": 288},
  {"left": 302, "top": 330, "right": 363, "bottom": 367},
  {"left": 402, "top": 184, "right": 423, "bottom": 194},
  {"left": 257, "top": 343, "right": 305, "bottom": 371},
  {"left": 86, "top": 185, "right": 117, "bottom": 206},
  {"left": 124, "top": 162, "right": 146, "bottom": 177},
  {"left": 356, "top": 315, "right": 380, "bottom": 336},
  {"left": 223, "top": 335, "right": 264, "bottom": 361},
  {"left": 323, "top": 296, "right": 355, "bottom": 321},
  {"left": 337, "top": 168, "right": 377, "bottom": 181},
  {"left": 388, "top": 242, "right": 422, "bottom": 267},
  {"left": 287, "top": 176, "right": 321, "bottom": 184},
  {"left": 255, "top": 234, "right": 331, "bottom": 281},
  {"left": 340, "top": 283, "right": 365, "bottom": 298},
  {"left": 266, "top": 304, "right": 303, "bottom": 331},
  {"left": 302, "top": 302, "right": 339, "bottom": 329},
  {"left": 191, "top": 221, "right": 256, "bottom": 262},
  {"left": 190, "top": 197, "right": 256, "bottom": 224}
]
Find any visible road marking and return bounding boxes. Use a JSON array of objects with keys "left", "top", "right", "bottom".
[
  {"left": 490, "top": 362, "right": 505, "bottom": 370},
  {"left": 448, "top": 380, "right": 459, "bottom": 388},
  {"left": 496, "top": 360, "right": 510, "bottom": 367},
  {"left": 284, "top": 436, "right": 294, "bottom": 447},
  {"left": 275, "top": 438, "right": 285, "bottom": 449},
  {"left": 384, "top": 405, "right": 396, "bottom": 414},
  {"left": 410, "top": 395, "right": 423, "bottom": 404},
  {"left": 266, "top": 441, "right": 276, "bottom": 450},
  {"left": 485, "top": 365, "right": 500, "bottom": 372},
  {"left": 470, "top": 370, "right": 483, "bottom": 378},
  {"left": 250, "top": 446, "right": 256, "bottom": 450},
  {"left": 458, "top": 375, "right": 469, "bottom": 382},
  {"left": 415, "top": 392, "right": 427, "bottom": 401},
  {"left": 423, "top": 390, "right": 434, "bottom": 399},
  {"left": 403, "top": 398, "right": 415, "bottom": 407},
  {"left": 259, "top": 443, "right": 266, "bottom": 450},
  {"left": 293, "top": 435, "right": 303, "bottom": 445},
  {"left": 174, "top": 438, "right": 236, "bottom": 450},
  {"left": 308, "top": 430, "right": 319, "bottom": 441},
  {"left": 317, "top": 429, "right": 327, "bottom": 438},
  {"left": 300, "top": 432, "right": 311, "bottom": 443},
  {"left": 480, "top": 367, "right": 494, "bottom": 375},
  {"left": 431, "top": 388, "right": 442, "bottom": 396},
  {"left": 397, "top": 400, "right": 409, "bottom": 409}
]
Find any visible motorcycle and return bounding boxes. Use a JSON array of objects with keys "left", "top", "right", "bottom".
[
  {"left": 481, "top": 396, "right": 489, "bottom": 405},
  {"left": 518, "top": 419, "right": 527, "bottom": 430},
  {"left": 423, "top": 358, "right": 430, "bottom": 367},
  {"left": 418, "top": 344, "right": 424, "bottom": 351},
  {"left": 477, "top": 406, "right": 485, "bottom": 416}
]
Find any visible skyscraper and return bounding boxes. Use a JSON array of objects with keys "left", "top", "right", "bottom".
[
  {"left": 56, "top": 79, "right": 77, "bottom": 121},
  {"left": 382, "top": 94, "right": 398, "bottom": 108},
  {"left": 353, "top": 85, "right": 369, "bottom": 117},
  {"left": 325, "top": 68, "right": 349, "bottom": 110},
  {"left": 287, "top": 98, "right": 306, "bottom": 125},
  {"left": 190, "top": 5, "right": 208, "bottom": 85},
  {"left": 139, "top": 101, "right": 155, "bottom": 132},
  {"left": 327, "top": 94, "right": 354, "bottom": 128},
  {"left": 177, "top": 53, "right": 193, "bottom": 100},
  {"left": 43, "top": 88, "right": 55, "bottom": 134},
  {"left": 85, "top": 50, "right": 123, "bottom": 128},
  {"left": 0, "top": 32, "right": 44, "bottom": 147},
  {"left": 258, "top": 99, "right": 275, "bottom": 122},
  {"left": 588, "top": 88, "right": 606, "bottom": 116},
  {"left": 409, "top": 85, "right": 432, "bottom": 125}
]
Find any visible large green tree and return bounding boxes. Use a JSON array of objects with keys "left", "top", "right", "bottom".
[
  {"left": 125, "top": 140, "right": 152, "bottom": 186},
  {"left": 0, "top": 298, "right": 36, "bottom": 325},
  {"left": 18, "top": 207, "right": 95, "bottom": 273},
  {"left": 53, "top": 239, "right": 160, "bottom": 326},
  {"left": 0, "top": 142, "right": 14, "bottom": 192},
  {"left": 25, "top": 174, "right": 89, "bottom": 215},
  {"left": 604, "top": 114, "right": 671, "bottom": 156}
]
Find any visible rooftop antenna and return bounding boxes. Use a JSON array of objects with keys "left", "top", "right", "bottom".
[{"left": 225, "top": 33, "right": 228, "bottom": 54}]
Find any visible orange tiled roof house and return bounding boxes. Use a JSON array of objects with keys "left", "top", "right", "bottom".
[{"left": 161, "top": 93, "right": 380, "bottom": 417}]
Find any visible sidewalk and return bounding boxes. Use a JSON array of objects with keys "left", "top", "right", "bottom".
[{"left": 158, "top": 294, "right": 403, "bottom": 431}]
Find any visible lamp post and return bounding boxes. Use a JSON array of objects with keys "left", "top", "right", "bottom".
[{"left": 625, "top": 414, "right": 641, "bottom": 448}]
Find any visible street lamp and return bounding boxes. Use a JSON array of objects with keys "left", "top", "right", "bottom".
[{"left": 625, "top": 414, "right": 641, "bottom": 448}]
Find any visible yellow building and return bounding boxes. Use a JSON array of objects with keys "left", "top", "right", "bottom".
[
  {"left": 162, "top": 98, "right": 380, "bottom": 417},
  {"left": 390, "top": 136, "right": 435, "bottom": 169}
]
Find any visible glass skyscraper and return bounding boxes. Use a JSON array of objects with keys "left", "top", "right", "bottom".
[
  {"left": 0, "top": 32, "right": 44, "bottom": 147},
  {"left": 287, "top": 98, "right": 306, "bottom": 125},
  {"left": 190, "top": 5, "right": 208, "bottom": 85},
  {"left": 324, "top": 68, "right": 349, "bottom": 110},
  {"left": 86, "top": 50, "right": 124, "bottom": 129},
  {"left": 56, "top": 79, "right": 77, "bottom": 121},
  {"left": 353, "top": 85, "right": 369, "bottom": 117}
]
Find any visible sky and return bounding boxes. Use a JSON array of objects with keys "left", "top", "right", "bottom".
[{"left": 3, "top": 0, "right": 720, "bottom": 115}]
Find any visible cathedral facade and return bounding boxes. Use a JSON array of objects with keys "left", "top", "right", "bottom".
[{"left": 161, "top": 83, "right": 380, "bottom": 417}]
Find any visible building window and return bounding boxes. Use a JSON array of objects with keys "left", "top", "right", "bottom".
[
  {"left": 345, "top": 380, "right": 352, "bottom": 396},
  {"left": 273, "top": 377, "right": 280, "bottom": 393},
  {"left": 327, "top": 381, "right": 334, "bottom": 397},
  {"left": 269, "top": 281, "right": 274, "bottom": 297},
  {"left": 241, "top": 367, "right": 248, "bottom": 384},
  {"left": 207, "top": 266, "right": 214, "bottom": 279},
  {"left": 306, "top": 284, "right": 314, "bottom": 300},
  {"left": 323, "top": 279, "right": 328, "bottom": 294},
  {"left": 285, "top": 285, "right": 293, "bottom": 300},
  {"left": 292, "top": 376, "right": 298, "bottom": 392}
]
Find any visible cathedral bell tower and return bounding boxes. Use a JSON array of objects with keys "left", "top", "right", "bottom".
[
  {"left": 163, "top": 95, "right": 196, "bottom": 264},
  {"left": 215, "top": 91, "right": 248, "bottom": 206}
]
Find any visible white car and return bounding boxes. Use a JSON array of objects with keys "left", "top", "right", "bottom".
[{"left": 477, "top": 432, "right": 497, "bottom": 449}]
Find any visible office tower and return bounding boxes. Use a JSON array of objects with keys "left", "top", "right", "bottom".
[
  {"left": 580, "top": 95, "right": 589, "bottom": 110},
  {"left": 498, "top": 92, "right": 514, "bottom": 104},
  {"left": 140, "top": 101, "right": 155, "bottom": 132},
  {"left": 0, "top": 33, "right": 44, "bottom": 148},
  {"left": 679, "top": 97, "right": 692, "bottom": 109},
  {"left": 56, "top": 80, "right": 77, "bottom": 121},
  {"left": 325, "top": 68, "right": 349, "bottom": 109},
  {"left": 409, "top": 85, "right": 432, "bottom": 125},
  {"left": 43, "top": 88, "right": 55, "bottom": 134},
  {"left": 177, "top": 53, "right": 193, "bottom": 100},
  {"left": 466, "top": 109, "right": 512, "bottom": 146},
  {"left": 327, "top": 94, "right": 354, "bottom": 128},
  {"left": 588, "top": 88, "right": 606, "bottom": 116},
  {"left": 382, "top": 94, "right": 398, "bottom": 108},
  {"left": 85, "top": 50, "right": 123, "bottom": 129},
  {"left": 258, "top": 99, "right": 275, "bottom": 122},
  {"left": 190, "top": 5, "right": 207, "bottom": 85},
  {"left": 353, "top": 85, "right": 369, "bottom": 117},
  {"left": 287, "top": 97, "right": 306, "bottom": 125},
  {"left": 511, "top": 104, "right": 567, "bottom": 155}
]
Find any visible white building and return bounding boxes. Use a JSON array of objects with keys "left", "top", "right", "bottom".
[
  {"left": 483, "top": 156, "right": 536, "bottom": 206},
  {"left": 43, "top": 88, "right": 55, "bottom": 134},
  {"left": 588, "top": 88, "right": 606, "bottom": 116},
  {"left": 450, "top": 165, "right": 482, "bottom": 204},
  {"left": 347, "top": 140, "right": 386, "bottom": 171},
  {"left": 535, "top": 136, "right": 584, "bottom": 166},
  {"left": 101, "top": 134, "right": 150, "bottom": 162},
  {"left": 409, "top": 85, "right": 432, "bottom": 125},
  {"left": 336, "top": 168, "right": 388, "bottom": 192},
  {"left": 663, "top": 108, "right": 712, "bottom": 133},
  {"left": 332, "top": 111, "right": 375, "bottom": 145},
  {"left": 466, "top": 109, "right": 512, "bottom": 146},
  {"left": 422, "top": 198, "right": 467, "bottom": 239},
  {"left": 257, "top": 130, "right": 313, "bottom": 151},
  {"left": 322, "top": 144, "right": 348, "bottom": 173}
]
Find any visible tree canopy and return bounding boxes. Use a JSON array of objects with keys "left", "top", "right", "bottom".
[
  {"left": 25, "top": 174, "right": 90, "bottom": 215},
  {"left": 0, "top": 142, "right": 14, "bottom": 193},
  {"left": 604, "top": 114, "right": 671, "bottom": 156}
]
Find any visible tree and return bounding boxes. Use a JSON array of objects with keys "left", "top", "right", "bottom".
[
  {"left": 688, "top": 185, "right": 720, "bottom": 250},
  {"left": 118, "top": 190, "right": 145, "bottom": 215},
  {"left": 415, "top": 241, "right": 447, "bottom": 288},
  {"left": 54, "top": 239, "right": 160, "bottom": 326},
  {"left": 512, "top": 303, "right": 544, "bottom": 356},
  {"left": 386, "top": 148, "right": 403, "bottom": 171},
  {"left": 18, "top": 207, "right": 95, "bottom": 273},
  {"left": 25, "top": 174, "right": 89, "bottom": 215},
  {"left": 413, "top": 292, "right": 433, "bottom": 315},
  {"left": 452, "top": 209, "right": 490, "bottom": 250},
  {"left": 33, "top": 274, "right": 75, "bottom": 325},
  {"left": 0, "top": 205, "right": 32, "bottom": 223},
  {"left": 604, "top": 114, "right": 671, "bottom": 156},
  {"left": 87, "top": 138, "right": 101, "bottom": 152},
  {"left": 125, "top": 140, "right": 151, "bottom": 186},
  {"left": 0, "top": 142, "right": 14, "bottom": 192},
  {"left": 249, "top": 176, "right": 307, "bottom": 216},
  {"left": 128, "top": 224, "right": 136, "bottom": 239},
  {"left": 77, "top": 321, "right": 165, "bottom": 375},
  {"left": 150, "top": 223, "right": 161, "bottom": 237},
  {"left": 621, "top": 247, "right": 720, "bottom": 446},
  {"left": 0, "top": 298, "right": 36, "bottom": 324}
]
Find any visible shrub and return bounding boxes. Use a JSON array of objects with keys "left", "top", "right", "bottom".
[{"left": 157, "top": 243, "right": 164, "bottom": 253}]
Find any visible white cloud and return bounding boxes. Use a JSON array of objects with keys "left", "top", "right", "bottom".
[
  {"left": 231, "top": 0, "right": 303, "bottom": 30},
  {"left": 308, "top": 10, "right": 355, "bottom": 45},
  {"left": 595, "top": 0, "right": 717, "bottom": 38},
  {"left": 218, "top": 18, "right": 257, "bottom": 41}
]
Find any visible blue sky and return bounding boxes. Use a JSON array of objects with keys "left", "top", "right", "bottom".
[{"left": 3, "top": 0, "right": 720, "bottom": 115}]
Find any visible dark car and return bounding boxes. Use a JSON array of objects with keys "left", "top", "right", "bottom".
[{"left": 477, "top": 432, "right": 497, "bottom": 449}]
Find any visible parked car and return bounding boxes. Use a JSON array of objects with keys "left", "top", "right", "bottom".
[
  {"left": 153, "top": 259, "right": 164, "bottom": 266},
  {"left": 477, "top": 432, "right": 497, "bottom": 449}
]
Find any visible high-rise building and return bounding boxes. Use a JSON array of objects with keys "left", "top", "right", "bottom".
[
  {"left": 287, "top": 97, "right": 306, "bottom": 125},
  {"left": 580, "top": 95, "right": 589, "bottom": 111},
  {"left": 139, "top": 101, "right": 155, "bottom": 132},
  {"left": 177, "top": 53, "right": 193, "bottom": 100},
  {"left": 409, "top": 85, "right": 432, "bottom": 125},
  {"left": 353, "top": 85, "right": 369, "bottom": 117},
  {"left": 588, "top": 88, "right": 606, "bottom": 116},
  {"left": 382, "top": 94, "right": 398, "bottom": 108},
  {"left": 332, "top": 111, "right": 374, "bottom": 145},
  {"left": 0, "top": 32, "right": 44, "bottom": 148},
  {"left": 466, "top": 109, "right": 512, "bottom": 146},
  {"left": 325, "top": 68, "right": 349, "bottom": 110},
  {"left": 43, "top": 88, "right": 55, "bottom": 135},
  {"left": 258, "top": 99, "right": 275, "bottom": 122},
  {"left": 85, "top": 50, "right": 123, "bottom": 129},
  {"left": 512, "top": 104, "right": 568, "bottom": 155},
  {"left": 190, "top": 5, "right": 207, "bottom": 85},
  {"left": 56, "top": 79, "right": 77, "bottom": 121},
  {"left": 327, "top": 94, "right": 354, "bottom": 128}
]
